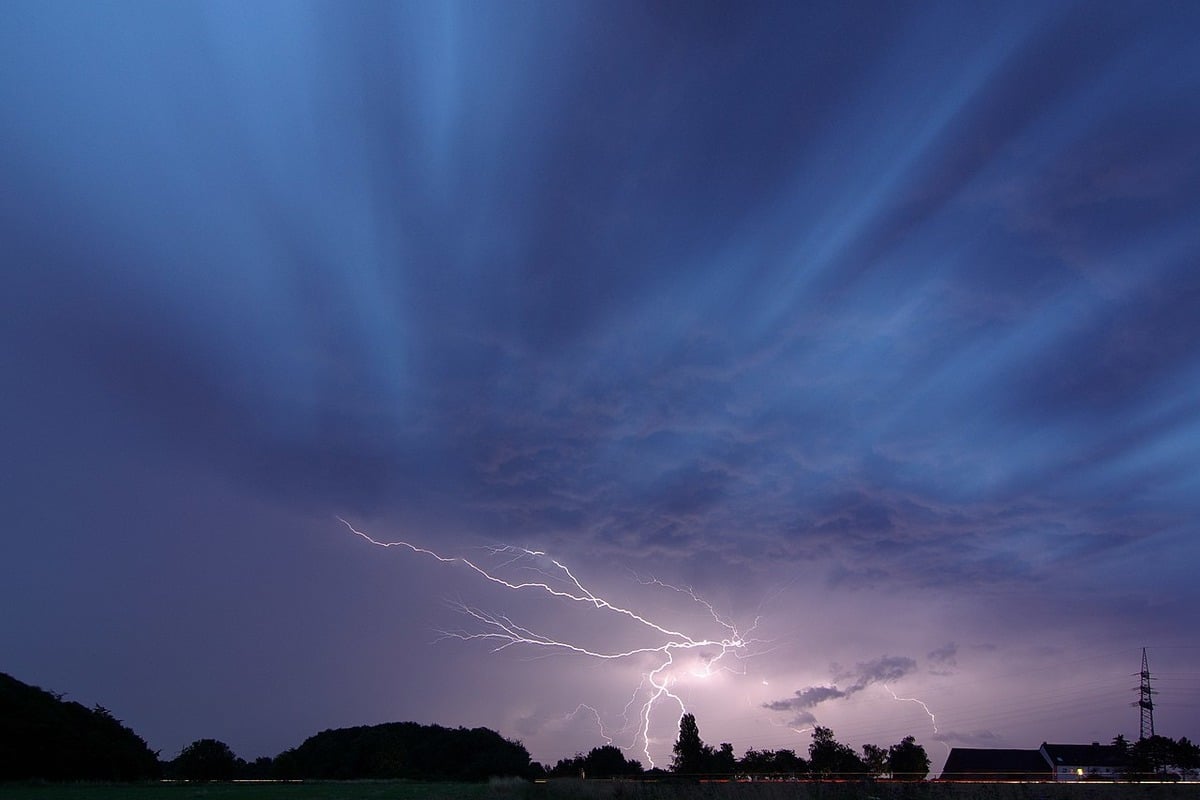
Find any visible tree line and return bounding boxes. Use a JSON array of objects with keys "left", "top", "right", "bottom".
[
  {"left": 0, "top": 671, "right": 925, "bottom": 783},
  {"left": 1112, "top": 733, "right": 1200, "bottom": 780},
  {"left": 665, "top": 712, "right": 931, "bottom": 780},
  {"left": 547, "top": 717, "right": 1200, "bottom": 783},
  {"left": 0, "top": 672, "right": 533, "bottom": 783},
  {"left": 166, "top": 714, "right": 929, "bottom": 783},
  {"left": 5, "top": 670, "right": 1196, "bottom": 783},
  {"left": 541, "top": 713, "right": 930, "bottom": 781},
  {"left": 0, "top": 673, "right": 158, "bottom": 781}
]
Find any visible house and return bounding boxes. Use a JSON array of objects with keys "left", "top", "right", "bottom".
[
  {"left": 1039, "top": 742, "right": 1126, "bottom": 781},
  {"left": 941, "top": 748, "right": 1052, "bottom": 781}
]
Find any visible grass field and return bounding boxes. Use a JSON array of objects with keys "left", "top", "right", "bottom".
[
  {"left": 2, "top": 780, "right": 1197, "bottom": 800},
  {"left": 0, "top": 782, "right": 491, "bottom": 800}
]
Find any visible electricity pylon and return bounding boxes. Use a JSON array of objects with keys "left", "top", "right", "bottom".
[{"left": 1136, "top": 647, "right": 1156, "bottom": 740}]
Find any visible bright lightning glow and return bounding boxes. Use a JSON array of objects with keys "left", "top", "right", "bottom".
[{"left": 338, "top": 518, "right": 764, "bottom": 767}]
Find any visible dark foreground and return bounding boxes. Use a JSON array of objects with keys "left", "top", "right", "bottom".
[{"left": 1, "top": 780, "right": 1197, "bottom": 800}]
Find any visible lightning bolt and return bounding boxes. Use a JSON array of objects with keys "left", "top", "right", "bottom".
[
  {"left": 883, "top": 683, "right": 950, "bottom": 755},
  {"left": 883, "top": 683, "right": 938, "bottom": 733},
  {"left": 567, "top": 704, "right": 613, "bottom": 746},
  {"left": 338, "top": 518, "right": 763, "bottom": 767}
]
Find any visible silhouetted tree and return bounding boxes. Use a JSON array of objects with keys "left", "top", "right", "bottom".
[
  {"left": 173, "top": 739, "right": 239, "bottom": 782},
  {"left": 1121, "top": 734, "right": 1200, "bottom": 780},
  {"left": 549, "top": 746, "right": 643, "bottom": 779},
  {"left": 887, "top": 736, "right": 929, "bottom": 780},
  {"left": 589, "top": 745, "right": 643, "bottom": 777},
  {"left": 550, "top": 754, "right": 587, "bottom": 778},
  {"left": 861, "top": 743, "right": 888, "bottom": 777},
  {"left": 272, "top": 721, "right": 532, "bottom": 781},
  {"left": 780, "top": 749, "right": 808, "bottom": 776},
  {"left": 738, "top": 747, "right": 806, "bottom": 777},
  {"left": 712, "top": 742, "right": 736, "bottom": 775},
  {"left": 1127, "top": 735, "right": 1176, "bottom": 779},
  {"left": 1174, "top": 736, "right": 1200, "bottom": 778},
  {"left": 808, "top": 726, "right": 865, "bottom": 778},
  {"left": 672, "top": 712, "right": 710, "bottom": 775},
  {"left": 739, "top": 748, "right": 770, "bottom": 775}
]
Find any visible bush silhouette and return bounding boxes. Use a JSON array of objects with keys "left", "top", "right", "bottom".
[{"left": 172, "top": 738, "right": 239, "bottom": 782}]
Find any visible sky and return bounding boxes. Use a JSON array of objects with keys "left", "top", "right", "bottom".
[{"left": 2, "top": 0, "right": 1199, "bottom": 775}]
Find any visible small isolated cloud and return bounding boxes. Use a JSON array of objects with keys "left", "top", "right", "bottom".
[
  {"left": 763, "top": 685, "right": 846, "bottom": 712},
  {"left": 927, "top": 641, "right": 958, "bottom": 668},
  {"left": 838, "top": 654, "right": 918, "bottom": 690}
]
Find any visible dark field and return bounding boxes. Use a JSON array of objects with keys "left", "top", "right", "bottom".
[
  {"left": 1, "top": 782, "right": 1197, "bottom": 800},
  {"left": 0, "top": 782, "right": 482, "bottom": 800}
]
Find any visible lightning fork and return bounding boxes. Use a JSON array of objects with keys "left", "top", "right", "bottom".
[{"left": 338, "top": 518, "right": 764, "bottom": 767}]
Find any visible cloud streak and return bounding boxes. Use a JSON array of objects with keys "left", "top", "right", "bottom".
[{"left": 765, "top": 656, "right": 919, "bottom": 724}]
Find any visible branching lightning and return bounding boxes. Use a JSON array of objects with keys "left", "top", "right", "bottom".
[{"left": 338, "top": 518, "right": 764, "bottom": 767}]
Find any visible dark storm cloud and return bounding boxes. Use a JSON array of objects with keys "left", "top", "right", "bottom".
[
  {"left": 763, "top": 685, "right": 847, "bottom": 713},
  {"left": 837, "top": 656, "right": 919, "bottom": 691},
  {"left": 7, "top": 0, "right": 1197, "bottom": 580}
]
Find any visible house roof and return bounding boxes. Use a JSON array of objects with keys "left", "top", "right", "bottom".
[
  {"left": 941, "top": 748, "right": 1052, "bottom": 779},
  {"left": 1040, "top": 743, "right": 1126, "bottom": 769}
]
